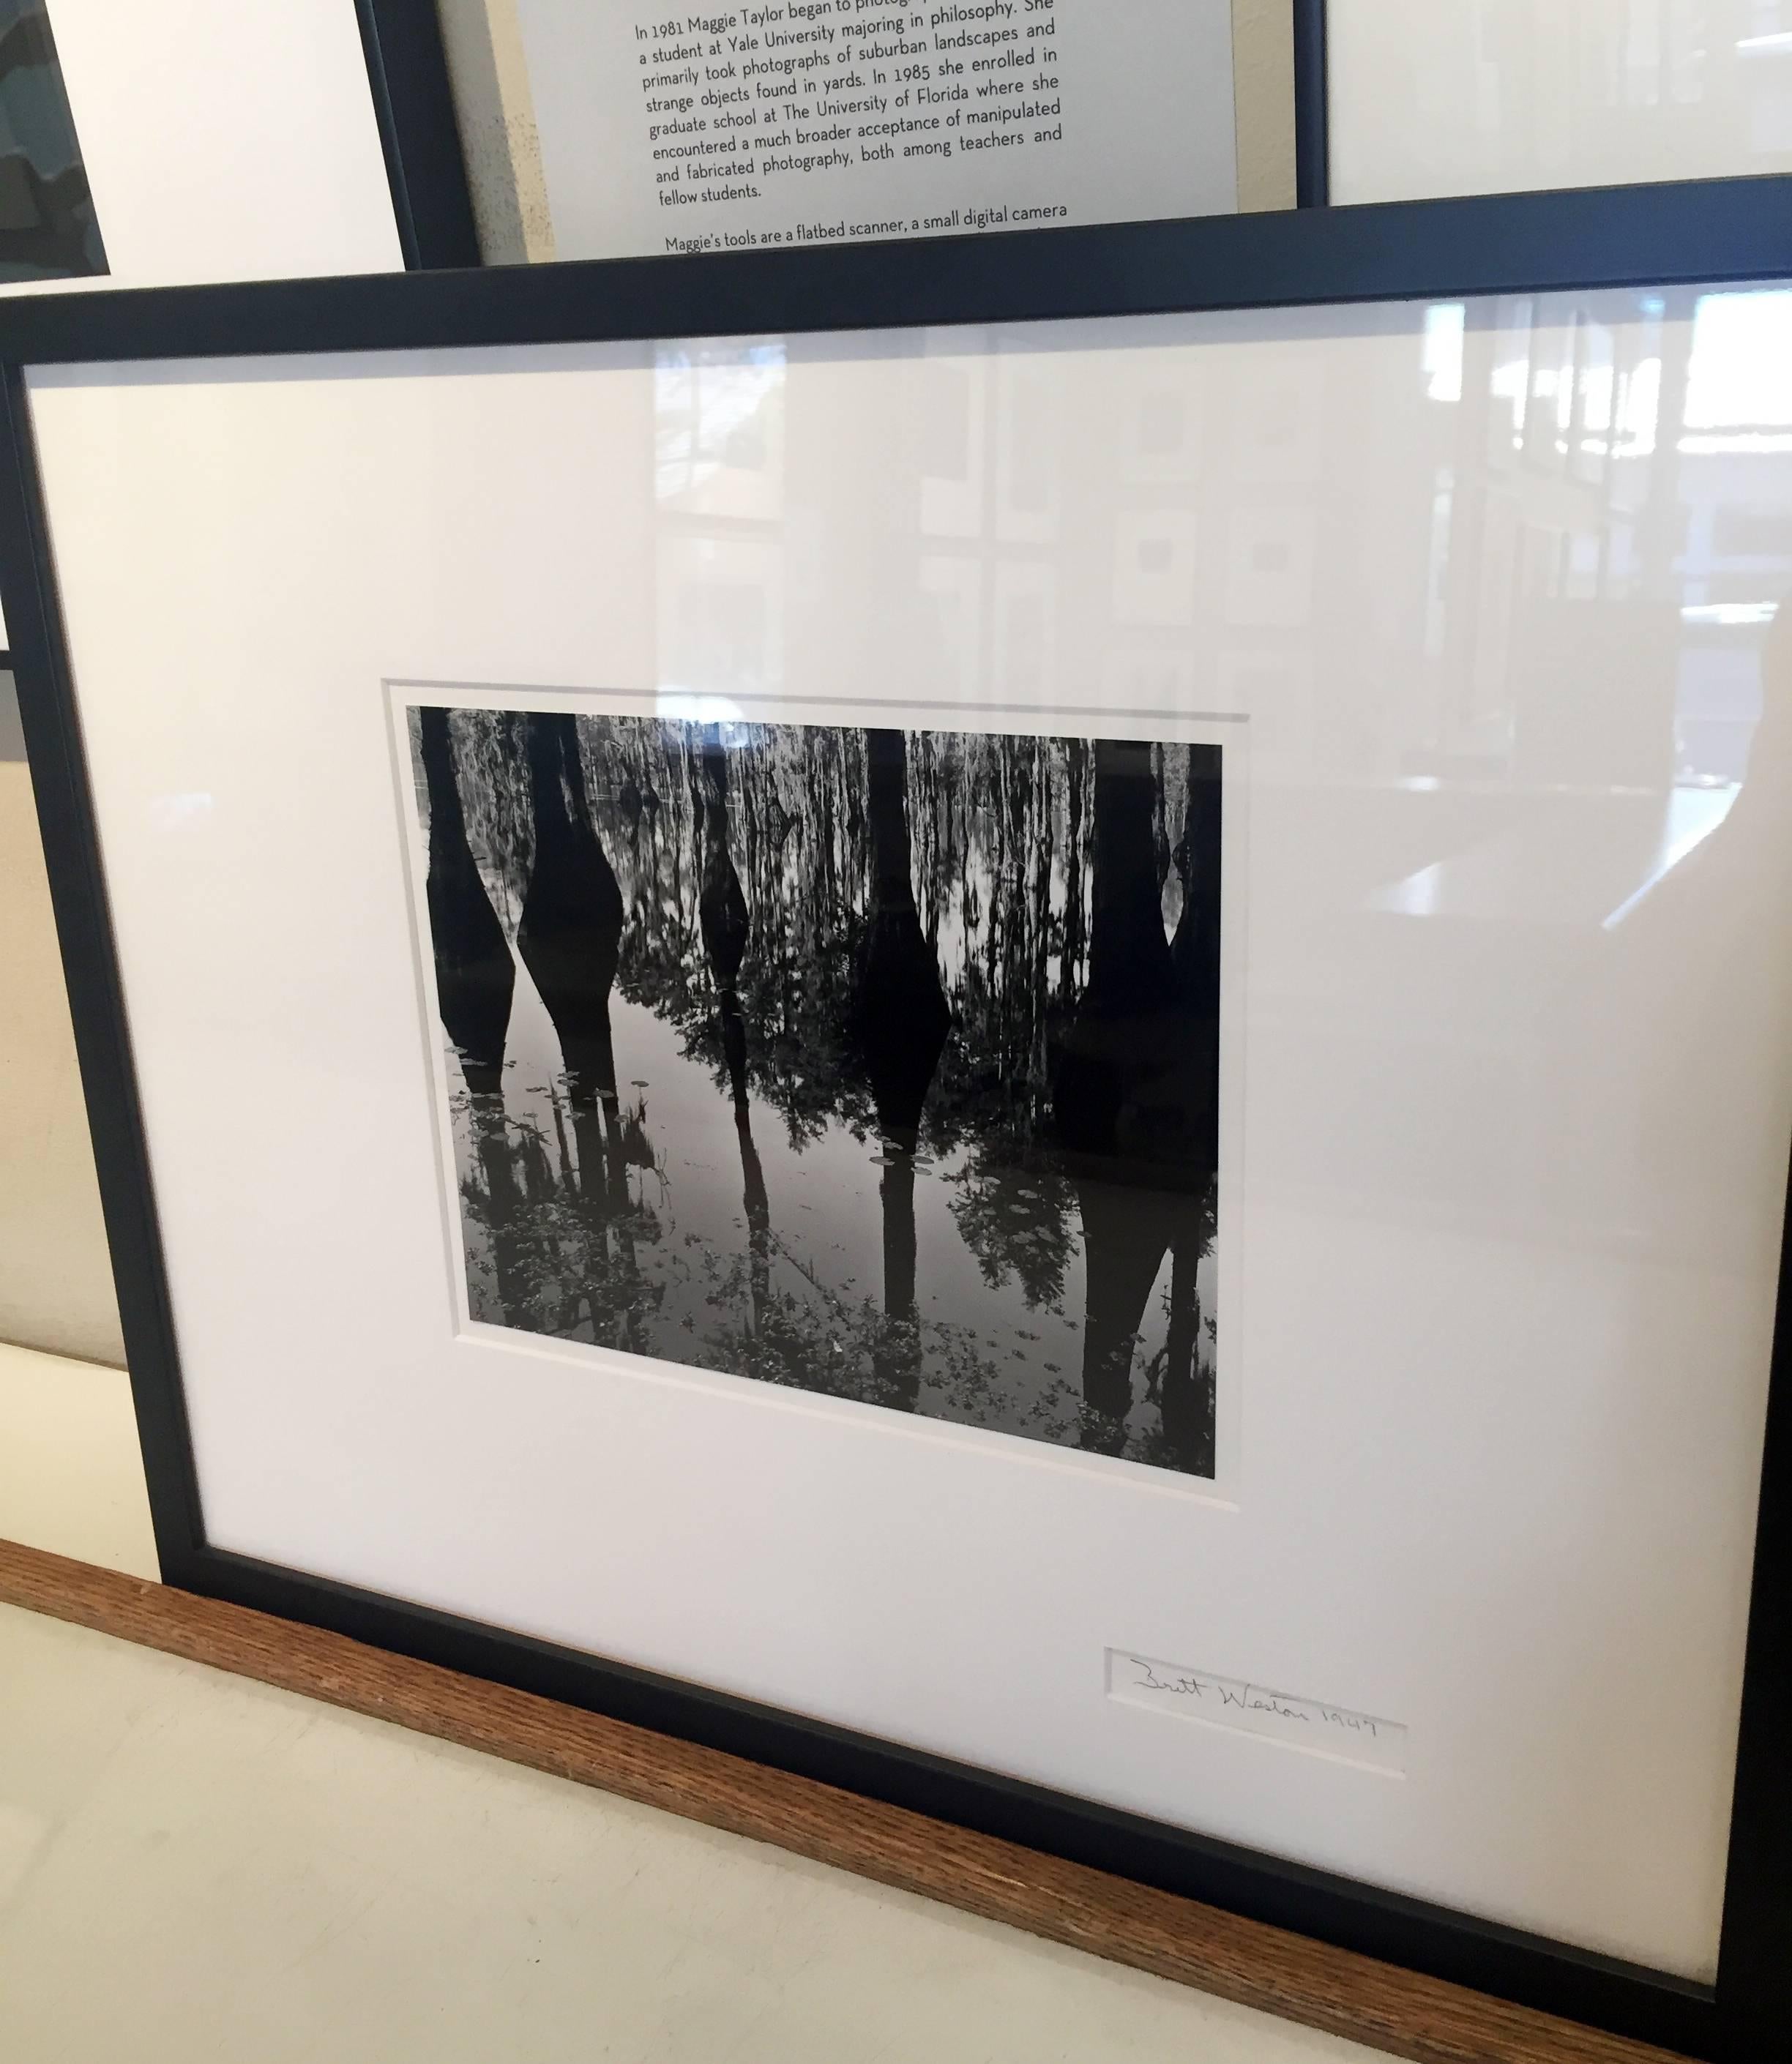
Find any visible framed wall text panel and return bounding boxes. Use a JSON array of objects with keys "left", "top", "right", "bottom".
[{"left": 436, "top": 0, "right": 1315, "bottom": 261}]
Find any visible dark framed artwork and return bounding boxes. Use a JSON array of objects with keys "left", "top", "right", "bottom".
[
  {"left": 0, "top": 1, "right": 103, "bottom": 283},
  {"left": 0, "top": 0, "right": 475, "bottom": 296},
  {"left": 2, "top": 182, "right": 1791, "bottom": 2063}
]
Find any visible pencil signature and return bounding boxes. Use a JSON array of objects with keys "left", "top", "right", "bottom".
[{"left": 1125, "top": 1658, "right": 1384, "bottom": 1741}]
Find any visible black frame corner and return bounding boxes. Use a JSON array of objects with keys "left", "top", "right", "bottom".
[
  {"left": 1293, "top": 0, "right": 1329, "bottom": 207},
  {"left": 358, "top": 0, "right": 482, "bottom": 271}
]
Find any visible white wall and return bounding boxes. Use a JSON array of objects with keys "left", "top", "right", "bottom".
[{"left": 0, "top": 678, "right": 124, "bottom": 1366}]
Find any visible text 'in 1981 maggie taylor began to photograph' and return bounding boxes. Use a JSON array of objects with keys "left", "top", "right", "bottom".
[{"left": 408, "top": 704, "right": 1223, "bottom": 1479}]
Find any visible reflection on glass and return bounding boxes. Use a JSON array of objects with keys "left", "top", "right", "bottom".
[
  {"left": 1332, "top": 0, "right": 1792, "bottom": 203},
  {"left": 654, "top": 340, "right": 785, "bottom": 514},
  {"left": 1375, "top": 287, "right": 1791, "bottom": 932},
  {"left": 1683, "top": 290, "right": 1792, "bottom": 449},
  {"left": 1423, "top": 304, "right": 1465, "bottom": 403},
  {"left": 919, "top": 345, "right": 986, "bottom": 539},
  {"left": 997, "top": 356, "right": 1062, "bottom": 540},
  {"left": 415, "top": 285, "right": 1792, "bottom": 1429}
]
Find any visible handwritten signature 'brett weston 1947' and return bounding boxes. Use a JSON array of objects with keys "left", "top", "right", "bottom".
[
  {"left": 1109, "top": 1652, "right": 1408, "bottom": 1774},
  {"left": 1130, "top": 1658, "right": 1381, "bottom": 1737}
]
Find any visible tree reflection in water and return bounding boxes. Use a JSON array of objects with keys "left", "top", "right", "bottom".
[
  {"left": 411, "top": 706, "right": 1221, "bottom": 1478},
  {"left": 857, "top": 729, "right": 952, "bottom": 1409}
]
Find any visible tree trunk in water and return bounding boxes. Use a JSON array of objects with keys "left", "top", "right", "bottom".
[
  {"left": 1053, "top": 738, "right": 1214, "bottom": 1186},
  {"left": 855, "top": 730, "right": 949, "bottom": 1406},
  {"left": 518, "top": 713, "right": 624, "bottom": 1107},
  {"left": 698, "top": 725, "right": 750, "bottom": 992},
  {"left": 855, "top": 729, "right": 950, "bottom": 1148},
  {"left": 420, "top": 707, "right": 515, "bottom": 1096}
]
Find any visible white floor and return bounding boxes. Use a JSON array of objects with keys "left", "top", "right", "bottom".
[{"left": 0, "top": 1342, "right": 1386, "bottom": 2062}]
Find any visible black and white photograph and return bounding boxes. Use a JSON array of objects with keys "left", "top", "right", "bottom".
[
  {"left": 408, "top": 704, "right": 1223, "bottom": 1478},
  {"left": 0, "top": 1, "right": 105, "bottom": 283}
]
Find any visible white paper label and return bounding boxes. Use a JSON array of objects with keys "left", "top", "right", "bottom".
[
  {"left": 1106, "top": 1651, "right": 1408, "bottom": 1776},
  {"left": 515, "top": 0, "right": 1239, "bottom": 261}
]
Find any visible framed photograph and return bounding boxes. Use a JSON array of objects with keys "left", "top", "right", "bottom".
[
  {"left": 0, "top": 0, "right": 474, "bottom": 294},
  {"left": 402, "top": 693, "right": 1232, "bottom": 1481},
  {"left": 4, "top": 184, "right": 1791, "bottom": 2060}
]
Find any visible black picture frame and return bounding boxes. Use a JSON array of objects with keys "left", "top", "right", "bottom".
[
  {"left": 0, "top": 179, "right": 1788, "bottom": 2060},
  {"left": 1293, "top": 0, "right": 1329, "bottom": 207},
  {"left": 357, "top": 0, "right": 480, "bottom": 270}
]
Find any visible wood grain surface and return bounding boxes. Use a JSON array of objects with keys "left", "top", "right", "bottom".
[{"left": 0, "top": 1534, "right": 1687, "bottom": 2064}]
